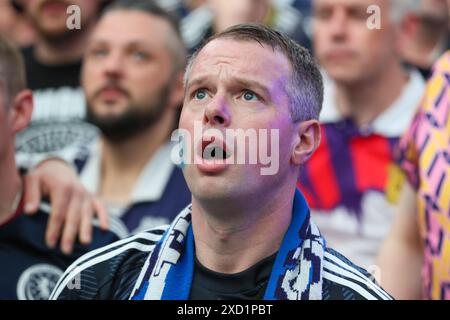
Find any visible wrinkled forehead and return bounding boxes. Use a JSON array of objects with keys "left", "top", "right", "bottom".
[{"left": 190, "top": 38, "right": 292, "bottom": 85}]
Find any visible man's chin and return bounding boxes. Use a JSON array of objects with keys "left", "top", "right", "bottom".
[
  {"left": 190, "top": 180, "right": 240, "bottom": 203},
  {"left": 194, "top": 193, "right": 234, "bottom": 207},
  {"left": 35, "top": 22, "right": 77, "bottom": 44},
  {"left": 326, "top": 69, "right": 363, "bottom": 85}
]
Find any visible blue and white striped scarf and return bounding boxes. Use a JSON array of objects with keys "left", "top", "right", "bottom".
[{"left": 130, "top": 190, "right": 325, "bottom": 300}]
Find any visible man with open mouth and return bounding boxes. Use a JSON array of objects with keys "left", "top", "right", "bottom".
[{"left": 50, "top": 4, "right": 392, "bottom": 300}]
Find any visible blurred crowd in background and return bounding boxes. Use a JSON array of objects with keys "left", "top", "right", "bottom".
[{"left": 0, "top": 0, "right": 449, "bottom": 300}]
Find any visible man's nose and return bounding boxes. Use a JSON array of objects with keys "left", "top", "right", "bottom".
[
  {"left": 102, "top": 52, "right": 124, "bottom": 79},
  {"left": 329, "top": 9, "right": 349, "bottom": 40},
  {"left": 203, "top": 94, "right": 231, "bottom": 127}
]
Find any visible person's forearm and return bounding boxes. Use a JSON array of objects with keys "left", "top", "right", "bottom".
[
  {"left": 377, "top": 238, "right": 423, "bottom": 299},
  {"left": 377, "top": 181, "right": 423, "bottom": 300}
]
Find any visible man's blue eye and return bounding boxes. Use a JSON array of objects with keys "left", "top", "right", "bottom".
[
  {"left": 132, "top": 51, "right": 147, "bottom": 60},
  {"left": 243, "top": 91, "right": 258, "bottom": 101},
  {"left": 92, "top": 49, "right": 108, "bottom": 58},
  {"left": 194, "top": 90, "right": 207, "bottom": 100}
]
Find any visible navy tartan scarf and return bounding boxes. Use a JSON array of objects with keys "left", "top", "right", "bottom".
[{"left": 130, "top": 189, "right": 325, "bottom": 300}]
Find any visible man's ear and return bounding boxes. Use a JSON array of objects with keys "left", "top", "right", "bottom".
[
  {"left": 9, "top": 89, "right": 33, "bottom": 134},
  {"left": 169, "top": 70, "right": 185, "bottom": 110},
  {"left": 291, "top": 119, "right": 321, "bottom": 166}
]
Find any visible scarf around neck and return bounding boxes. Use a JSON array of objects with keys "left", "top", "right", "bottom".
[{"left": 130, "top": 189, "right": 326, "bottom": 300}]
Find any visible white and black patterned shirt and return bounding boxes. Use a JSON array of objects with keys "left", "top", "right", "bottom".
[{"left": 50, "top": 223, "right": 392, "bottom": 300}]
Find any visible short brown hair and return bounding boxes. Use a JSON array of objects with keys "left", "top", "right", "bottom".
[
  {"left": 0, "top": 36, "right": 26, "bottom": 106},
  {"left": 102, "top": 0, "right": 187, "bottom": 72},
  {"left": 184, "top": 24, "right": 323, "bottom": 122}
]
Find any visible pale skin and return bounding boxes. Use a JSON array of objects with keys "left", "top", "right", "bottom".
[
  {"left": 81, "top": 10, "right": 185, "bottom": 206},
  {"left": 376, "top": 181, "right": 423, "bottom": 299},
  {"left": 313, "top": 0, "right": 410, "bottom": 127},
  {"left": 179, "top": 38, "right": 321, "bottom": 273}
]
